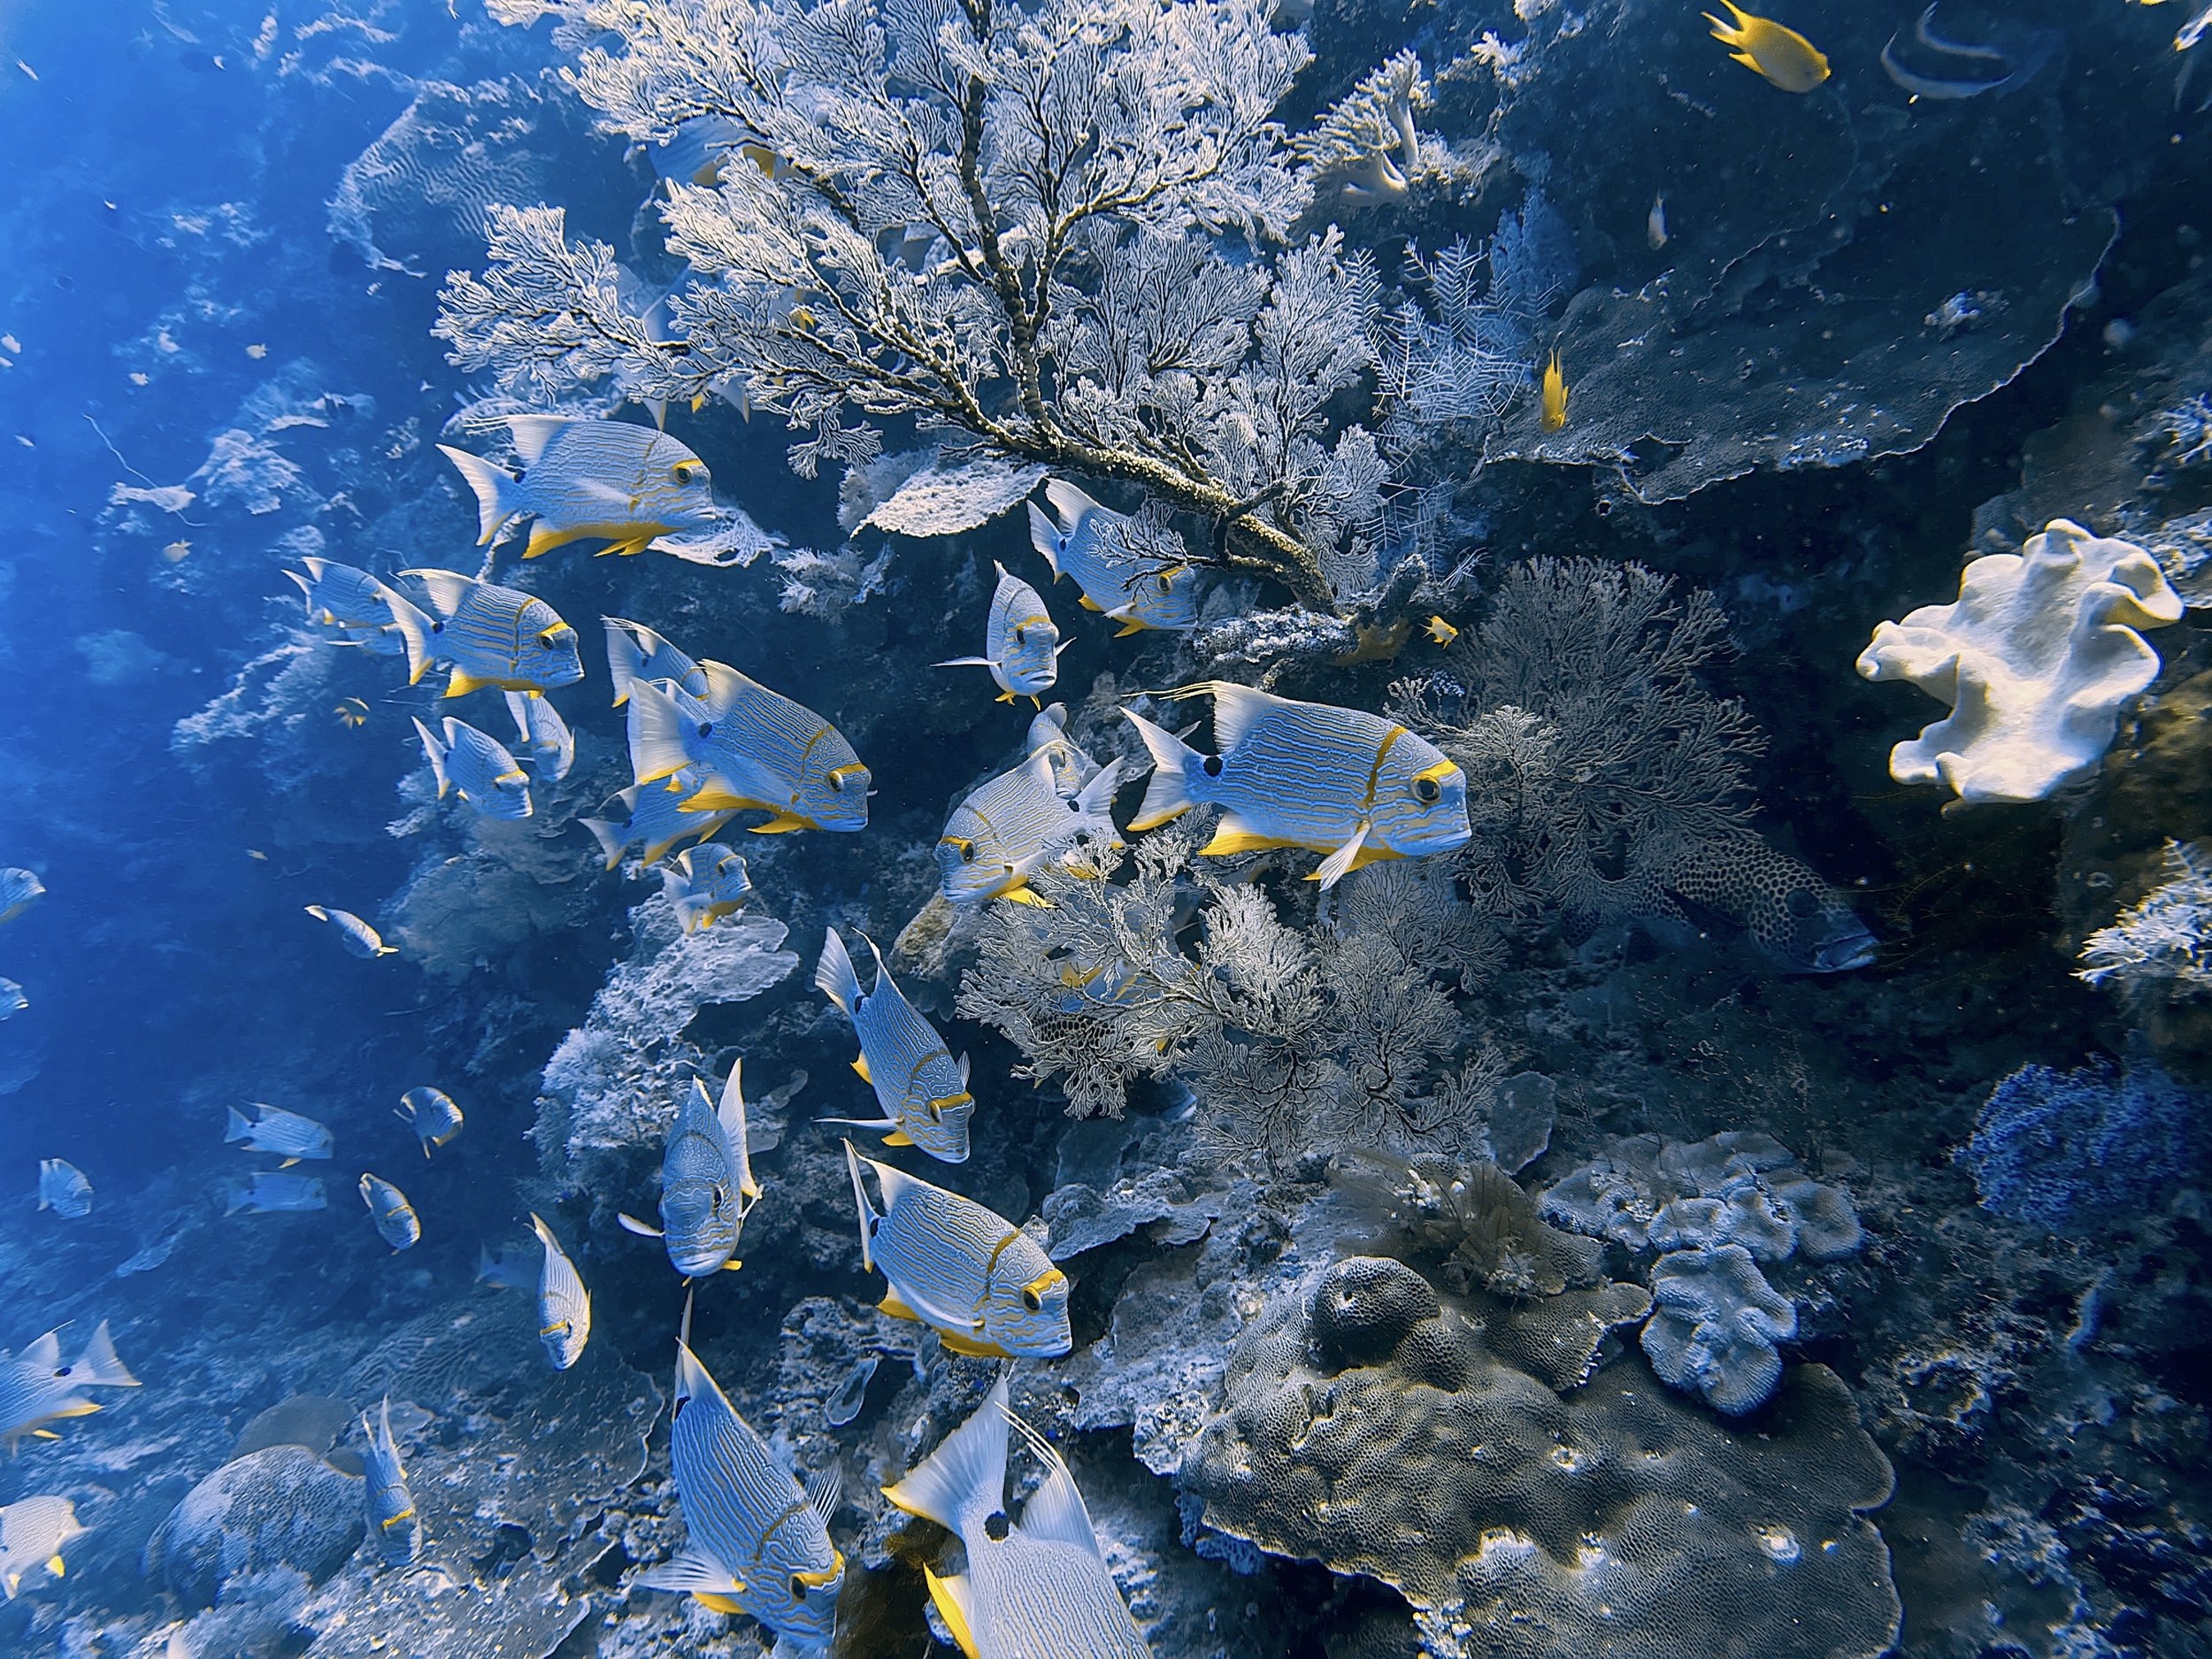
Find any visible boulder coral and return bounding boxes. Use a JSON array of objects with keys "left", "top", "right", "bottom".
[{"left": 1855, "top": 518, "right": 2183, "bottom": 805}]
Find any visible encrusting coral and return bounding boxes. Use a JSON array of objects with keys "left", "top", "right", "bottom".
[{"left": 1855, "top": 518, "right": 2183, "bottom": 805}]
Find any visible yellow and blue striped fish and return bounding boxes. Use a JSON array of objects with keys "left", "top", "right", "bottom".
[
  {"left": 603, "top": 616, "right": 708, "bottom": 707},
  {"left": 437, "top": 416, "right": 723, "bottom": 559},
  {"left": 358, "top": 1174, "right": 421, "bottom": 1252},
  {"left": 225, "top": 1102, "right": 333, "bottom": 1164},
  {"left": 627, "top": 661, "right": 870, "bottom": 834},
  {"left": 505, "top": 690, "right": 574, "bottom": 780},
  {"left": 0, "top": 1323, "right": 138, "bottom": 1451},
  {"left": 936, "top": 561, "right": 1064, "bottom": 705},
  {"left": 531, "top": 1212, "right": 591, "bottom": 1370},
  {"left": 0, "top": 1496, "right": 88, "bottom": 1601},
  {"left": 843, "top": 1143, "right": 1070, "bottom": 1357},
  {"left": 937, "top": 752, "right": 1123, "bottom": 906},
  {"left": 618, "top": 1068, "right": 760, "bottom": 1279},
  {"left": 661, "top": 845, "right": 753, "bottom": 934},
  {"left": 1028, "top": 480, "right": 1200, "bottom": 634},
  {"left": 1025, "top": 703, "right": 1097, "bottom": 797},
  {"left": 362, "top": 1396, "right": 421, "bottom": 1567},
  {"left": 396, "top": 1087, "right": 464, "bottom": 1156},
  {"left": 304, "top": 904, "right": 397, "bottom": 957},
  {"left": 384, "top": 569, "right": 584, "bottom": 698},
  {"left": 883, "top": 1376, "right": 1149, "bottom": 1659},
  {"left": 0, "top": 869, "right": 44, "bottom": 925},
  {"left": 634, "top": 1338, "right": 843, "bottom": 1644},
  {"left": 580, "top": 769, "right": 737, "bottom": 870},
  {"left": 413, "top": 716, "right": 534, "bottom": 821},
  {"left": 1123, "top": 681, "right": 1471, "bottom": 889},
  {"left": 816, "top": 930, "right": 973, "bottom": 1163},
  {"left": 284, "top": 557, "right": 405, "bottom": 655}
]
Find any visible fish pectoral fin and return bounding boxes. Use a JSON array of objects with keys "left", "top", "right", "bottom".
[
  {"left": 617, "top": 1212, "right": 665, "bottom": 1240},
  {"left": 1312, "top": 822, "right": 1371, "bottom": 889},
  {"left": 924, "top": 1569, "right": 983, "bottom": 1659}
]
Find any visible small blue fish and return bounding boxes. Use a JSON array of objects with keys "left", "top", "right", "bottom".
[
  {"left": 396, "top": 1087, "right": 464, "bottom": 1156},
  {"left": 661, "top": 844, "right": 753, "bottom": 934},
  {"left": 505, "top": 690, "right": 575, "bottom": 781},
  {"left": 382, "top": 569, "right": 585, "bottom": 699},
  {"left": 1028, "top": 480, "right": 1200, "bottom": 634},
  {"left": 0, "top": 979, "right": 21, "bottom": 1020},
  {"left": 1123, "top": 681, "right": 1471, "bottom": 888},
  {"left": 937, "top": 752, "right": 1123, "bottom": 907},
  {"left": 358, "top": 1174, "right": 421, "bottom": 1252},
  {"left": 0, "top": 1323, "right": 138, "bottom": 1450},
  {"left": 627, "top": 662, "right": 870, "bottom": 834},
  {"left": 634, "top": 1336, "right": 844, "bottom": 1643},
  {"left": 884, "top": 1376, "right": 1148, "bottom": 1659},
  {"left": 0, "top": 1496, "right": 88, "bottom": 1601},
  {"left": 476, "top": 1243, "right": 536, "bottom": 1291},
  {"left": 438, "top": 416, "right": 724, "bottom": 559},
  {"left": 816, "top": 931, "right": 974, "bottom": 1164},
  {"left": 225, "top": 1171, "right": 327, "bottom": 1216},
  {"left": 844, "top": 1143, "right": 1071, "bottom": 1357},
  {"left": 936, "top": 561, "right": 1064, "bottom": 705},
  {"left": 618, "top": 1068, "right": 760, "bottom": 1279},
  {"left": 603, "top": 617, "right": 708, "bottom": 707},
  {"left": 581, "top": 770, "right": 738, "bottom": 870},
  {"left": 361, "top": 1396, "right": 422, "bottom": 1567},
  {"left": 225, "top": 1103, "right": 334, "bottom": 1165},
  {"left": 414, "top": 716, "right": 534, "bottom": 821},
  {"left": 304, "top": 904, "right": 398, "bottom": 957},
  {"left": 0, "top": 868, "right": 43, "bottom": 926},
  {"left": 284, "top": 557, "right": 405, "bottom": 655},
  {"left": 35, "top": 1160, "right": 90, "bottom": 1219},
  {"left": 531, "top": 1213, "right": 591, "bottom": 1370}
]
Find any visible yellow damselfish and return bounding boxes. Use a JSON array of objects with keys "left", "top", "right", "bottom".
[
  {"left": 1540, "top": 351, "right": 1568, "bottom": 431},
  {"left": 1705, "top": 2, "right": 1831, "bottom": 92}
]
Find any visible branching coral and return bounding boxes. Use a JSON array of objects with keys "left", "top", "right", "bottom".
[{"left": 2078, "top": 841, "right": 2212, "bottom": 999}]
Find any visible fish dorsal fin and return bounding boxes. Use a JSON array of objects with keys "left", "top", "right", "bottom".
[
  {"left": 859, "top": 932, "right": 893, "bottom": 997},
  {"left": 1042, "top": 478, "right": 1102, "bottom": 530},
  {"left": 716, "top": 1062, "right": 758, "bottom": 1197},
  {"left": 1002, "top": 1405, "right": 1104, "bottom": 1557},
  {"left": 695, "top": 659, "right": 762, "bottom": 719},
  {"left": 1193, "top": 680, "right": 1285, "bottom": 755},
  {"left": 400, "top": 568, "right": 474, "bottom": 619},
  {"left": 502, "top": 414, "right": 570, "bottom": 468},
  {"left": 881, "top": 1376, "right": 1010, "bottom": 1533},
  {"left": 21, "top": 1328, "right": 64, "bottom": 1371},
  {"left": 865, "top": 1153, "right": 932, "bottom": 1213},
  {"left": 805, "top": 1463, "right": 843, "bottom": 1529}
]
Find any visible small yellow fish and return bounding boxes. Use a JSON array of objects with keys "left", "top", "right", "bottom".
[
  {"left": 334, "top": 697, "right": 370, "bottom": 728},
  {"left": 1705, "top": 1, "right": 1831, "bottom": 92},
  {"left": 1540, "top": 351, "right": 1569, "bottom": 431},
  {"left": 1425, "top": 615, "right": 1459, "bottom": 646}
]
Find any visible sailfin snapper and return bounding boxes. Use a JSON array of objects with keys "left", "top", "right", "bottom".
[
  {"left": 225, "top": 1171, "right": 326, "bottom": 1215},
  {"left": 505, "top": 690, "right": 574, "bottom": 780},
  {"left": 883, "top": 1376, "right": 1149, "bottom": 1659},
  {"left": 626, "top": 661, "right": 870, "bottom": 833},
  {"left": 414, "top": 716, "right": 534, "bottom": 821},
  {"left": 936, "top": 561, "right": 1065, "bottom": 704},
  {"left": 937, "top": 752, "right": 1124, "bottom": 907},
  {"left": 1122, "top": 682, "right": 1471, "bottom": 889},
  {"left": 358, "top": 1174, "right": 421, "bottom": 1252},
  {"left": 660, "top": 845, "right": 753, "bottom": 933},
  {"left": 225, "top": 1102, "right": 333, "bottom": 1164},
  {"left": 1540, "top": 351, "right": 1568, "bottom": 431},
  {"left": 396, "top": 1087, "right": 464, "bottom": 1155},
  {"left": 580, "top": 769, "right": 736, "bottom": 869},
  {"left": 304, "top": 904, "right": 396, "bottom": 957},
  {"left": 437, "top": 415, "right": 723, "bottom": 559},
  {"left": 0, "top": 868, "right": 44, "bottom": 925},
  {"left": 361, "top": 1397, "right": 422, "bottom": 1566},
  {"left": 603, "top": 617, "right": 708, "bottom": 707},
  {"left": 844, "top": 1142, "right": 1071, "bottom": 1357},
  {"left": 0, "top": 1496, "right": 88, "bottom": 1601},
  {"left": 0, "top": 1322, "right": 139, "bottom": 1450},
  {"left": 35, "top": 1159, "right": 90, "bottom": 1219},
  {"left": 1027, "top": 480, "right": 1200, "bottom": 634},
  {"left": 815, "top": 930, "right": 974, "bottom": 1164},
  {"left": 631, "top": 1336, "right": 843, "bottom": 1644},
  {"left": 286, "top": 557, "right": 406, "bottom": 655},
  {"left": 618, "top": 1065, "right": 761, "bottom": 1279},
  {"left": 1025, "top": 702, "right": 1101, "bottom": 797},
  {"left": 531, "top": 1212, "right": 591, "bottom": 1370},
  {"left": 382, "top": 569, "right": 583, "bottom": 698},
  {"left": 1704, "top": 1, "right": 1830, "bottom": 91}
]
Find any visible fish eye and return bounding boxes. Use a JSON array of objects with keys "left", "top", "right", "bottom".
[
  {"left": 1414, "top": 774, "right": 1440, "bottom": 805},
  {"left": 1012, "top": 625, "right": 1026, "bottom": 644},
  {"left": 712, "top": 1183, "right": 728, "bottom": 1209},
  {"left": 984, "top": 1511, "right": 1011, "bottom": 1540},
  {"left": 536, "top": 627, "right": 561, "bottom": 649},
  {"left": 790, "top": 1574, "right": 808, "bottom": 1600},
  {"left": 1156, "top": 573, "right": 1172, "bottom": 594},
  {"left": 1021, "top": 1286, "right": 1041, "bottom": 1312},
  {"left": 1202, "top": 755, "right": 1224, "bottom": 779},
  {"left": 1786, "top": 887, "right": 1820, "bottom": 918}
]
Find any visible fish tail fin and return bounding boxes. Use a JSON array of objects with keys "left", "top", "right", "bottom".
[
  {"left": 814, "top": 927, "right": 861, "bottom": 1017},
  {"left": 72, "top": 1321, "right": 138, "bottom": 1388},
  {"left": 625, "top": 680, "right": 694, "bottom": 787},
  {"left": 436, "top": 445, "right": 523, "bottom": 545},
  {"left": 224, "top": 1104, "right": 253, "bottom": 1143},
  {"left": 473, "top": 1245, "right": 502, "bottom": 1286},
  {"left": 843, "top": 1139, "right": 878, "bottom": 1271},
  {"left": 411, "top": 717, "right": 450, "bottom": 798},
  {"left": 880, "top": 1375, "right": 1010, "bottom": 1534},
  {"left": 602, "top": 618, "right": 647, "bottom": 707},
  {"left": 580, "top": 817, "right": 628, "bottom": 871},
  {"left": 381, "top": 588, "right": 438, "bottom": 688},
  {"left": 1026, "top": 502, "right": 1062, "bottom": 577},
  {"left": 1121, "top": 710, "right": 1200, "bottom": 830}
]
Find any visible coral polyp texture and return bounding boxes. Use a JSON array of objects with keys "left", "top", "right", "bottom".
[{"left": 1855, "top": 518, "right": 2184, "bottom": 805}]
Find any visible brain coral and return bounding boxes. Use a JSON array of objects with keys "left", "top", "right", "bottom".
[
  {"left": 1856, "top": 518, "right": 2182, "bottom": 805},
  {"left": 1640, "top": 1244, "right": 1797, "bottom": 1416},
  {"left": 1180, "top": 1256, "right": 1899, "bottom": 1659}
]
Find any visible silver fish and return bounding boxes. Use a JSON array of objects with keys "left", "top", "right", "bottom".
[
  {"left": 0, "top": 1322, "right": 139, "bottom": 1449},
  {"left": 504, "top": 690, "right": 575, "bottom": 780},
  {"left": 531, "top": 1212, "right": 591, "bottom": 1369},
  {"left": 604, "top": 617, "right": 708, "bottom": 707},
  {"left": 439, "top": 416, "right": 724, "bottom": 559},
  {"left": 383, "top": 568, "right": 585, "bottom": 698},
  {"left": 619, "top": 1068, "right": 760, "bottom": 1279},
  {"left": 580, "top": 769, "right": 739, "bottom": 870},
  {"left": 660, "top": 844, "right": 753, "bottom": 934},
  {"left": 361, "top": 1397, "right": 422, "bottom": 1567},
  {"left": 633, "top": 1337, "right": 843, "bottom": 1643},
  {"left": 627, "top": 661, "right": 870, "bottom": 833},
  {"left": 304, "top": 904, "right": 397, "bottom": 958},
  {"left": 225, "top": 1103, "right": 334, "bottom": 1165},
  {"left": 937, "top": 751, "right": 1123, "bottom": 906},
  {"left": 936, "top": 561, "right": 1064, "bottom": 704},
  {"left": 844, "top": 1143, "right": 1070, "bottom": 1357},
  {"left": 225, "top": 1171, "right": 327, "bottom": 1216},
  {"left": 35, "top": 1159, "right": 91, "bottom": 1219},
  {"left": 1124, "top": 681, "right": 1471, "bottom": 888},
  {"left": 884, "top": 1377, "right": 1148, "bottom": 1659},
  {"left": 284, "top": 557, "right": 405, "bottom": 655},
  {"left": 476, "top": 1242, "right": 536, "bottom": 1291},
  {"left": 0, "top": 868, "right": 43, "bottom": 925},
  {"left": 396, "top": 1087, "right": 464, "bottom": 1155},
  {"left": 0, "top": 978, "right": 21, "bottom": 1019},
  {"left": 0, "top": 1495, "right": 88, "bottom": 1601},
  {"left": 359, "top": 1174, "right": 422, "bottom": 1252},
  {"left": 1028, "top": 480, "right": 1199, "bottom": 634},
  {"left": 816, "top": 930, "right": 973, "bottom": 1164},
  {"left": 414, "top": 715, "right": 534, "bottom": 820}
]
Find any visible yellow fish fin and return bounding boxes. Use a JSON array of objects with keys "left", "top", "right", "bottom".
[
  {"left": 44, "top": 1555, "right": 65, "bottom": 1578},
  {"left": 935, "top": 1330, "right": 1013, "bottom": 1359},
  {"left": 1003, "top": 884, "right": 1051, "bottom": 907},
  {"left": 720, "top": 1258, "right": 744, "bottom": 1271},
  {"left": 851, "top": 1055, "right": 873, "bottom": 1084},
  {"left": 279, "top": 1157, "right": 299, "bottom": 1170},
  {"left": 32, "top": 1428, "right": 61, "bottom": 1439},
  {"left": 694, "top": 1592, "right": 748, "bottom": 1615},
  {"left": 1077, "top": 594, "right": 1103, "bottom": 611},
  {"left": 443, "top": 671, "right": 493, "bottom": 698},
  {"left": 524, "top": 523, "right": 586, "bottom": 559},
  {"left": 748, "top": 811, "right": 814, "bottom": 833},
  {"left": 884, "top": 1131, "right": 915, "bottom": 1147},
  {"left": 995, "top": 689, "right": 1016, "bottom": 703},
  {"left": 924, "top": 1569, "right": 983, "bottom": 1659},
  {"left": 878, "top": 1294, "right": 922, "bottom": 1324},
  {"left": 678, "top": 787, "right": 750, "bottom": 812},
  {"left": 1113, "top": 616, "right": 1148, "bottom": 638},
  {"left": 1201, "top": 817, "right": 1300, "bottom": 857}
]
